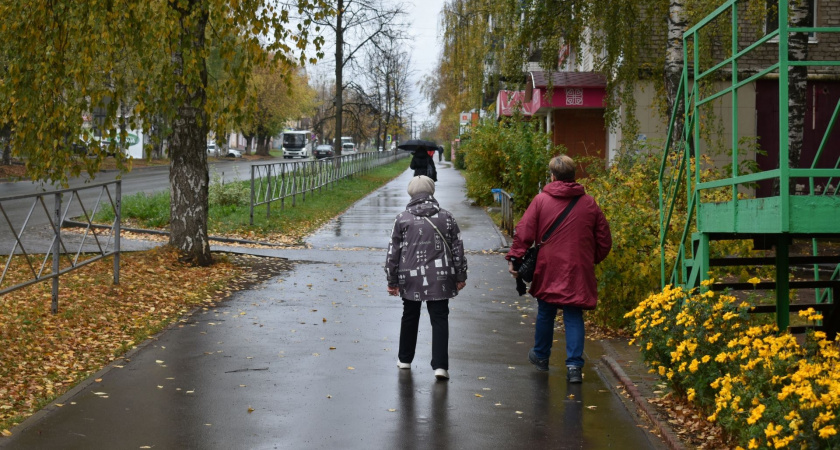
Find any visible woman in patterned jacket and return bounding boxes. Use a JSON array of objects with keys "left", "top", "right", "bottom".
[{"left": 385, "top": 175, "right": 467, "bottom": 380}]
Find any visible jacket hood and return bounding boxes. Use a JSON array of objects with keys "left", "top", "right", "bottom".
[
  {"left": 542, "top": 180, "right": 586, "bottom": 198},
  {"left": 406, "top": 194, "right": 441, "bottom": 217}
]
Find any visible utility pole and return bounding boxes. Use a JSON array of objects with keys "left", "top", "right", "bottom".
[{"left": 334, "top": 0, "right": 344, "bottom": 156}]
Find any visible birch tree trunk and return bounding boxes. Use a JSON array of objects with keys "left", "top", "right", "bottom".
[
  {"left": 665, "top": 0, "right": 686, "bottom": 146},
  {"left": 168, "top": 3, "right": 212, "bottom": 266},
  {"left": 788, "top": 0, "right": 810, "bottom": 169}
]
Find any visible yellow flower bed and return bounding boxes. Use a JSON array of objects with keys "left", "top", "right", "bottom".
[{"left": 627, "top": 285, "right": 840, "bottom": 449}]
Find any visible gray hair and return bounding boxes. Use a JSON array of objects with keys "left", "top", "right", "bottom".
[{"left": 549, "top": 155, "right": 575, "bottom": 181}]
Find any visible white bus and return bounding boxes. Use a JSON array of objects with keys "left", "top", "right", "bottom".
[{"left": 282, "top": 130, "right": 314, "bottom": 159}]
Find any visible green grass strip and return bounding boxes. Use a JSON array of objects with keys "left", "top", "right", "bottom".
[{"left": 97, "top": 158, "right": 410, "bottom": 244}]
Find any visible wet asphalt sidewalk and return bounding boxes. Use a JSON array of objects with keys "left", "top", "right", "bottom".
[{"left": 1, "top": 161, "right": 667, "bottom": 449}]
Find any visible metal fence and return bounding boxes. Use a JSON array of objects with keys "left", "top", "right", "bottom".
[
  {"left": 0, "top": 180, "right": 121, "bottom": 312},
  {"left": 249, "top": 150, "right": 409, "bottom": 224},
  {"left": 492, "top": 188, "right": 515, "bottom": 236}
]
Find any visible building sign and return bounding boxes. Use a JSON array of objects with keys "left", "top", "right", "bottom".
[
  {"left": 565, "top": 88, "right": 584, "bottom": 106},
  {"left": 459, "top": 112, "right": 471, "bottom": 125}
]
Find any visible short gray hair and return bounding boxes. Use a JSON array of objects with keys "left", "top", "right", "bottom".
[{"left": 549, "top": 155, "right": 575, "bottom": 181}]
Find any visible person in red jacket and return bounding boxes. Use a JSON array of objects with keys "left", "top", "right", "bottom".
[{"left": 505, "top": 155, "right": 612, "bottom": 382}]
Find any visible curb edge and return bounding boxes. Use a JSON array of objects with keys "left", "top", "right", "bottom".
[{"left": 601, "top": 354, "right": 686, "bottom": 450}]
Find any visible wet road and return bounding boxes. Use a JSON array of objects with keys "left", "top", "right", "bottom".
[{"left": 1, "top": 162, "right": 664, "bottom": 449}]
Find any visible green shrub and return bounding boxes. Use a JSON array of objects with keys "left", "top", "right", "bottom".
[
  {"left": 209, "top": 169, "right": 249, "bottom": 207},
  {"left": 580, "top": 150, "right": 665, "bottom": 327},
  {"left": 461, "top": 113, "right": 558, "bottom": 209}
]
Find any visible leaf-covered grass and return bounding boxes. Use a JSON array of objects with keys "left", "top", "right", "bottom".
[
  {"left": 96, "top": 158, "right": 409, "bottom": 244},
  {"left": 0, "top": 247, "right": 243, "bottom": 434}
]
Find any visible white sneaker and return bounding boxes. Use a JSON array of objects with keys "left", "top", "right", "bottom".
[
  {"left": 434, "top": 368, "right": 449, "bottom": 380},
  {"left": 397, "top": 360, "right": 411, "bottom": 369}
]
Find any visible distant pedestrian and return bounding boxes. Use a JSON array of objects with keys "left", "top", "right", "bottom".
[
  {"left": 505, "top": 155, "right": 612, "bottom": 383},
  {"left": 410, "top": 149, "right": 437, "bottom": 181},
  {"left": 385, "top": 175, "right": 467, "bottom": 380},
  {"left": 437, "top": 145, "right": 444, "bottom": 162}
]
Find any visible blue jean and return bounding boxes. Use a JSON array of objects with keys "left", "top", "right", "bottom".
[{"left": 533, "top": 300, "right": 584, "bottom": 368}]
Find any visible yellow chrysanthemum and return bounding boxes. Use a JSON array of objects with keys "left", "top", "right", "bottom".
[
  {"left": 765, "top": 423, "right": 782, "bottom": 438},
  {"left": 819, "top": 425, "right": 837, "bottom": 439}
]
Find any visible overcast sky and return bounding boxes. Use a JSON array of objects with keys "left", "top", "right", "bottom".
[{"left": 404, "top": 0, "right": 446, "bottom": 127}]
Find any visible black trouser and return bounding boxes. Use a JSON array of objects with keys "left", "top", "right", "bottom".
[{"left": 399, "top": 299, "right": 449, "bottom": 370}]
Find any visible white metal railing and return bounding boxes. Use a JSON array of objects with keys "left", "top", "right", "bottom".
[{"left": 249, "top": 151, "right": 408, "bottom": 224}]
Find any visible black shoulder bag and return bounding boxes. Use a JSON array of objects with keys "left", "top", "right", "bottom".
[{"left": 516, "top": 196, "right": 580, "bottom": 283}]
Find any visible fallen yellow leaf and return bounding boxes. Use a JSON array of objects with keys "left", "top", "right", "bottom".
[
  {"left": 347, "top": 366, "right": 355, "bottom": 370},
  {"left": 474, "top": 394, "right": 483, "bottom": 398},
  {"left": 2, "top": 429, "right": 12, "bottom": 437},
  {"left": 247, "top": 407, "right": 255, "bottom": 413}
]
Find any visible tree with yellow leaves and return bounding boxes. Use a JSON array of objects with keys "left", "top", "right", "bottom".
[{"left": 0, "top": 0, "right": 328, "bottom": 265}]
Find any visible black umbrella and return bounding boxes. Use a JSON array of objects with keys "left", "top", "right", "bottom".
[{"left": 397, "top": 139, "right": 437, "bottom": 151}]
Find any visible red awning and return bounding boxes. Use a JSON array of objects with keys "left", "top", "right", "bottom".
[{"left": 523, "top": 71, "right": 607, "bottom": 113}]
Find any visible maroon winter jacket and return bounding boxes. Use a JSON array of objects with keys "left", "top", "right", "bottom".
[{"left": 506, "top": 181, "right": 612, "bottom": 309}]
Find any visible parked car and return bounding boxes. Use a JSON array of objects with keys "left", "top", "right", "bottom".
[
  {"left": 314, "top": 144, "right": 334, "bottom": 159},
  {"left": 342, "top": 142, "right": 356, "bottom": 154},
  {"left": 206, "top": 143, "right": 217, "bottom": 156},
  {"left": 226, "top": 148, "right": 242, "bottom": 158}
]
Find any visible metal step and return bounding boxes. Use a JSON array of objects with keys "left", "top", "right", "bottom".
[
  {"left": 789, "top": 325, "right": 823, "bottom": 334},
  {"left": 746, "top": 303, "right": 834, "bottom": 314},
  {"left": 709, "top": 255, "right": 840, "bottom": 267},
  {"left": 709, "top": 280, "right": 840, "bottom": 291}
]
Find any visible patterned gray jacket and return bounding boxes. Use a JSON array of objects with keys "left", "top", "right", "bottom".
[{"left": 385, "top": 194, "right": 468, "bottom": 301}]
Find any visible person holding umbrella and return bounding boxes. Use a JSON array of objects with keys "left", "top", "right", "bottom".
[
  {"left": 410, "top": 149, "right": 437, "bottom": 181},
  {"left": 399, "top": 140, "right": 439, "bottom": 182}
]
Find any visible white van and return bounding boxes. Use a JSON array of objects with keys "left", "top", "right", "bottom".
[{"left": 282, "top": 131, "right": 314, "bottom": 159}]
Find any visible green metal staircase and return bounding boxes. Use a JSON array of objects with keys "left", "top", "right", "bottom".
[{"left": 659, "top": 0, "right": 840, "bottom": 334}]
